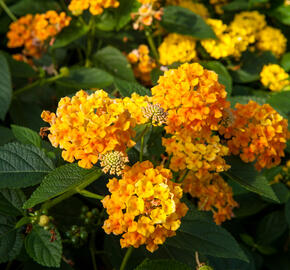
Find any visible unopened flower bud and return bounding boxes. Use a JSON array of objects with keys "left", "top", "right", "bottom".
[
  {"left": 142, "top": 103, "right": 168, "bottom": 125},
  {"left": 99, "top": 151, "right": 128, "bottom": 176},
  {"left": 38, "top": 215, "right": 50, "bottom": 227}
]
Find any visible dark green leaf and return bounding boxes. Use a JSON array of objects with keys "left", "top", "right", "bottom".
[
  {"left": 223, "top": 0, "right": 249, "bottom": 11},
  {"left": 114, "top": 78, "right": 151, "bottom": 97},
  {"left": 225, "top": 156, "right": 279, "bottom": 202},
  {"left": 10, "top": 0, "right": 60, "bottom": 15},
  {"left": 269, "top": 5, "right": 290, "bottom": 25},
  {"left": 0, "top": 143, "right": 54, "bottom": 188},
  {"left": 52, "top": 21, "right": 90, "bottom": 49},
  {"left": 93, "top": 46, "right": 135, "bottom": 81},
  {"left": 281, "top": 52, "right": 290, "bottom": 72},
  {"left": 0, "top": 126, "right": 15, "bottom": 146},
  {"left": 256, "top": 210, "right": 287, "bottom": 244},
  {"left": 135, "top": 259, "right": 191, "bottom": 270},
  {"left": 0, "top": 189, "right": 26, "bottom": 216},
  {"left": 56, "top": 67, "right": 113, "bottom": 89},
  {"left": 228, "top": 95, "right": 266, "bottom": 108},
  {"left": 165, "top": 205, "right": 248, "bottom": 261},
  {"left": 0, "top": 216, "right": 23, "bottom": 263},
  {"left": 115, "top": 0, "right": 140, "bottom": 31},
  {"left": 202, "top": 61, "right": 232, "bottom": 95},
  {"left": 0, "top": 53, "right": 12, "bottom": 121},
  {"left": 25, "top": 225, "right": 62, "bottom": 267},
  {"left": 11, "top": 125, "right": 41, "bottom": 148},
  {"left": 23, "top": 164, "right": 101, "bottom": 209},
  {"left": 267, "top": 91, "right": 290, "bottom": 117},
  {"left": 285, "top": 198, "right": 290, "bottom": 228},
  {"left": 272, "top": 183, "right": 290, "bottom": 204},
  {"left": 161, "top": 6, "right": 216, "bottom": 39}
]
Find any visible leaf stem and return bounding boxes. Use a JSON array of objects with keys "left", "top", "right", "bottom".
[
  {"left": 0, "top": 0, "right": 16, "bottom": 21},
  {"left": 145, "top": 30, "right": 159, "bottom": 62},
  {"left": 177, "top": 169, "right": 189, "bottom": 183},
  {"left": 76, "top": 189, "right": 104, "bottom": 200},
  {"left": 90, "top": 231, "right": 98, "bottom": 270},
  {"left": 139, "top": 135, "right": 144, "bottom": 162},
  {"left": 85, "top": 16, "right": 96, "bottom": 67},
  {"left": 120, "top": 247, "right": 134, "bottom": 270}
]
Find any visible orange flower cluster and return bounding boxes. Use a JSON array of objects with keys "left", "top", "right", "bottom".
[
  {"left": 7, "top": 11, "right": 71, "bottom": 60},
  {"left": 127, "top": 45, "right": 156, "bottom": 85},
  {"left": 41, "top": 90, "right": 136, "bottom": 169},
  {"left": 102, "top": 161, "right": 188, "bottom": 252},
  {"left": 183, "top": 172, "right": 238, "bottom": 225},
  {"left": 131, "top": 1, "right": 163, "bottom": 30},
  {"left": 68, "top": 0, "right": 119, "bottom": 16},
  {"left": 152, "top": 63, "right": 230, "bottom": 134},
  {"left": 219, "top": 101, "right": 289, "bottom": 171}
]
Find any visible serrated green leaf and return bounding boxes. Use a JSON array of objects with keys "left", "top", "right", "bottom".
[
  {"left": 114, "top": 78, "right": 151, "bottom": 97},
  {"left": 93, "top": 46, "right": 135, "bottom": 81},
  {"left": 0, "top": 189, "right": 26, "bottom": 216},
  {"left": 225, "top": 156, "right": 279, "bottom": 202},
  {"left": 10, "top": 0, "right": 60, "bottom": 15},
  {"left": 0, "top": 143, "right": 54, "bottom": 188},
  {"left": 0, "top": 216, "right": 23, "bottom": 263},
  {"left": 135, "top": 259, "right": 191, "bottom": 270},
  {"left": 161, "top": 6, "right": 216, "bottom": 39},
  {"left": 23, "top": 164, "right": 101, "bottom": 209},
  {"left": 281, "top": 52, "right": 290, "bottom": 72},
  {"left": 56, "top": 67, "right": 113, "bottom": 89},
  {"left": 11, "top": 125, "right": 41, "bottom": 148},
  {"left": 256, "top": 210, "right": 287, "bottom": 244},
  {"left": 25, "top": 225, "right": 62, "bottom": 267},
  {"left": 52, "top": 21, "right": 90, "bottom": 49},
  {"left": 0, "top": 53, "right": 12, "bottom": 121},
  {"left": 165, "top": 205, "right": 248, "bottom": 262},
  {"left": 202, "top": 61, "right": 232, "bottom": 95}
]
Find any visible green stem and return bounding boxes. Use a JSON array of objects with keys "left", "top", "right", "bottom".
[
  {"left": 139, "top": 135, "right": 144, "bottom": 162},
  {"left": 0, "top": 0, "right": 16, "bottom": 21},
  {"left": 120, "top": 247, "right": 134, "bottom": 270},
  {"left": 85, "top": 16, "right": 96, "bottom": 67},
  {"left": 42, "top": 170, "right": 103, "bottom": 210},
  {"left": 77, "top": 189, "right": 104, "bottom": 200},
  {"left": 90, "top": 231, "right": 98, "bottom": 270},
  {"left": 177, "top": 169, "right": 189, "bottom": 183},
  {"left": 145, "top": 30, "right": 159, "bottom": 62},
  {"left": 13, "top": 73, "right": 64, "bottom": 98}
]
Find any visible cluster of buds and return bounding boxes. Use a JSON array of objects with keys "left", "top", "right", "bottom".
[
  {"left": 142, "top": 103, "right": 168, "bottom": 125},
  {"left": 29, "top": 209, "right": 52, "bottom": 230},
  {"left": 131, "top": 1, "right": 163, "bottom": 30},
  {"left": 99, "top": 151, "right": 129, "bottom": 176}
]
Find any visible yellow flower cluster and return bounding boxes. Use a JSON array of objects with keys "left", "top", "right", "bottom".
[
  {"left": 256, "top": 26, "right": 287, "bottom": 58},
  {"left": 167, "top": 0, "right": 209, "bottom": 18},
  {"left": 102, "top": 161, "right": 188, "bottom": 252},
  {"left": 162, "top": 131, "right": 229, "bottom": 178},
  {"left": 41, "top": 90, "right": 136, "bottom": 169},
  {"left": 158, "top": 33, "right": 197, "bottom": 66},
  {"left": 183, "top": 172, "right": 238, "bottom": 225},
  {"left": 219, "top": 101, "right": 289, "bottom": 171},
  {"left": 127, "top": 45, "right": 156, "bottom": 85},
  {"left": 68, "top": 0, "right": 119, "bottom": 16},
  {"left": 260, "top": 64, "right": 290, "bottom": 91},
  {"left": 7, "top": 11, "right": 71, "bottom": 59},
  {"left": 152, "top": 63, "right": 230, "bottom": 134}
]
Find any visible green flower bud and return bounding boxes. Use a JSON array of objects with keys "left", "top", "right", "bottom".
[{"left": 38, "top": 215, "right": 50, "bottom": 227}]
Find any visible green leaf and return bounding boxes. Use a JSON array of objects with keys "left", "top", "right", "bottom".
[
  {"left": 115, "top": 0, "right": 140, "bottom": 31},
  {"left": 52, "top": 21, "right": 90, "bottom": 49},
  {"left": 135, "top": 259, "right": 191, "bottom": 270},
  {"left": 0, "top": 216, "right": 23, "bottom": 263},
  {"left": 285, "top": 198, "right": 290, "bottom": 228},
  {"left": 0, "top": 143, "right": 54, "bottom": 188},
  {"left": 256, "top": 210, "right": 287, "bottom": 244},
  {"left": 225, "top": 156, "right": 279, "bottom": 202},
  {"left": 0, "top": 126, "right": 15, "bottom": 146},
  {"left": 272, "top": 183, "right": 290, "bottom": 204},
  {"left": 23, "top": 164, "right": 101, "bottom": 209},
  {"left": 160, "top": 6, "right": 216, "bottom": 39},
  {"left": 10, "top": 0, "right": 60, "bottom": 15},
  {"left": 223, "top": 0, "right": 249, "bottom": 11},
  {"left": 269, "top": 5, "right": 290, "bottom": 25},
  {"left": 25, "top": 225, "right": 62, "bottom": 267},
  {"left": 93, "top": 46, "right": 135, "bottom": 81},
  {"left": 281, "top": 52, "right": 290, "bottom": 72},
  {"left": 165, "top": 205, "right": 248, "bottom": 262},
  {"left": 0, "top": 53, "right": 12, "bottom": 121},
  {"left": 0, "top": 189, "right": 26, "bottom": 216},
  {"left": 56, "top": 67, "right": 113, "bottom": 89},
  {"left": 11, "top": 125, "right": 41, "bottom": 148},
  {"left": 228, "top": 95, "right": 266, "bottom": 108},
  {"left": 267, "top": 91, "right": 290, "bottom": 117},
  {"left": 114, "top": 78, "right": 151, "bottom": 97},
  {"left": 202, "top": 61, "right": 232, "bottom": 95}
]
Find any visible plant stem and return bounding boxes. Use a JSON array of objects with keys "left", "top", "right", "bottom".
[
  {"left": 145, "top": 30, "right": 159, "bottom": 62},
  {"left": 120, "top": 247, "right": 134, "bottom": 270},
  {"left": 195, "top": 251, "right": 201, "bottom": 267},
  {"left": 139, "top": 135, "right": 144, "bottom": 162},
  {"left": 85, "top": 16, "right": 96, "bottom": 67},
  {"left": 177, "top": 169, "right": 189, "bottom": 183},
  {"left": 42, "top": 170, "right": 103, "bottom": 210},
  {"left": 90, "top": 231, "right": 98, "bottom": 270},
  {"left": 0, "top": 0, "right": 16, "bottom": 21},
  {"left": 77, "top": 189, "right": 104, "bottom": 200}
]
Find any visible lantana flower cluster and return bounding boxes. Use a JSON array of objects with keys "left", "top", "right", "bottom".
[
  {"left": 68, "top": 0, "right": 119, "bottom": 16},
  {"left": 7, "top": 11, "right": 71, "bottom": 60}
]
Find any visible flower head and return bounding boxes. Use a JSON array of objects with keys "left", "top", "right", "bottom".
[{"left": 99, "top": 151, "right": 129, "bottom": 176}]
